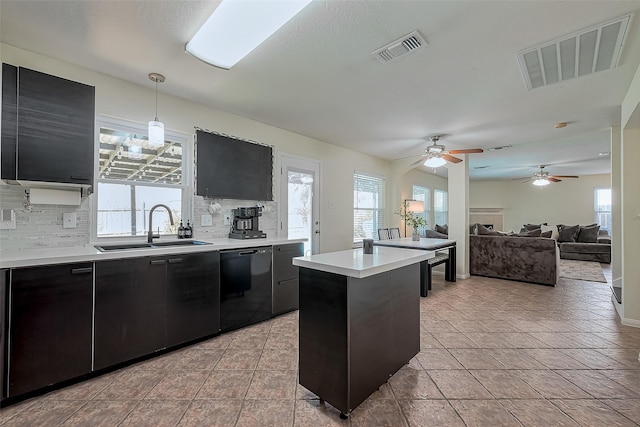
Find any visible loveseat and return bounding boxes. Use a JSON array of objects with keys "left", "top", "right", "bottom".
[{"left": 469, "top": 234, "right": 559, "bottom": 286}]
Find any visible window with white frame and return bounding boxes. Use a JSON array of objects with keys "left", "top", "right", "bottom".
[
  {"left": 95, "top": 118, "right": 191, "bottom": 238},
  {"left": 412, "top": 184, "right": 431, "bottom": 233},
  {"left": 434, "top": 189, "right": 448, "bottom": 226},
  {"left": 594, "top": 188, "right": 612, "bottom": 232},
  {"left": 354, "top": 172, "right": 386, "bottom": 243}
]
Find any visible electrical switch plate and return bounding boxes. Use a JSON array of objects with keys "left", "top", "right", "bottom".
[
  {"left": 63, "top": 212, "right": 77, "bottom": 229},
  {"left": 0, "top": 209, "right": 16, "bottom": 230},
  {"left": 201, "top": 214, "right": 213, "bottom": 227},
  {"left": 223, "top": 214, "right": 231, "bottom": 226}
]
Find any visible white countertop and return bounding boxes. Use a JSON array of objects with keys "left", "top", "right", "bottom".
[
  {"left": 293, "top": 246, "right": 434, "bottom": 279},
  {"left": 0, "top": 237, "right": 306, "bottom": 269}
]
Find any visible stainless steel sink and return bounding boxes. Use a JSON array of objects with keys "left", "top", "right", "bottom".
[{"left": 95, "top": 240, "right": 211, "bottom": 252}]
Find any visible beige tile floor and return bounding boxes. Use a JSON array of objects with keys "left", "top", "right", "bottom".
[{"left": 2, "top": 263, "right": 640, "bottom": 426}]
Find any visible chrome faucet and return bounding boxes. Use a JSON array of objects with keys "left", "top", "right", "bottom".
[{"left": 147, "top": 204, "right": 175, "bottom": 243}]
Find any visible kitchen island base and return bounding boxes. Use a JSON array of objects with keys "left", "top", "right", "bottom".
[{"left": 298, "top": 263, "right": 420, "bottom": 417}]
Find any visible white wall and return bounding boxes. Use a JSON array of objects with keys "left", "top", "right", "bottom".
[
  {"left": 470, "top": 174, "right": 611, "bottom": 232},
  {"left": 0, "top": 43, "right": 389, "bottom": 253},
  {"left": 394, "top": 169, "right": 447, "bottom": 232}
]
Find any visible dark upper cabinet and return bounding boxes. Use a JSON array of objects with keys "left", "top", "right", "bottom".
[
  {"left": 272, "top": 242, "right": 304, "bottom": 315},
  {"left": 1, "top": 63, "right": 95, "bottom": 186},
  {"left": 8, "top": 263, "right": 93, "bottom": 398},
  {"left": 94, "top": 257, "right": 167, "bottom": 370},
  {"left": 166, "top": 252, "right": 220, "bottom": 347}
]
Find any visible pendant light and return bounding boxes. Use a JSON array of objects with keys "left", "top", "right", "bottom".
[{"left": 148, "top": 72, "right": 165, "bottom": 148}]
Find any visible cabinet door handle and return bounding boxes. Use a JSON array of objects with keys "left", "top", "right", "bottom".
[
  {"left": 150, "top": 259, "right": 166, "bottom": 265},
  {"left": 168, "top": 258, "right": 182, "bottom": 264},
  {"left": 71, "top": 267, "right": 93, "bottom": 275},
  {"left": 239, "top": 250, "right": 258, "bottom": 256}
]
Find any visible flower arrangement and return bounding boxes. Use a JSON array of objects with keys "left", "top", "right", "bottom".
[{"left": 395, "top": 200, "right": 427, "bottom": 239}]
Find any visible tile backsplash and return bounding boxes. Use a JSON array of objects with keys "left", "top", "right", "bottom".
[{"left": 0, "top": 184, "right": 279, "bottom": 252}]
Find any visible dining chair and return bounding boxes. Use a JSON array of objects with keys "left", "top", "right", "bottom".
[
  {"left": 377, "top": 228, "right": 390, "bottom": 240},
  {"left": 389, "top": 228, "right": 401, "bottom": 239}
]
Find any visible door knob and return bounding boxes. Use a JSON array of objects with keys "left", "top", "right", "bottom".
[{"left": 315, "top": 230, "right": 320, "bottom": 234}]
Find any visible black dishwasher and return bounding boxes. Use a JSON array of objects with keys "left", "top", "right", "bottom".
[{"left": 220, "top": 246, "right": 273, "bottom": 331}]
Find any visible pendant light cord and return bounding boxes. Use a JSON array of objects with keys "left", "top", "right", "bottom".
[{"left": 154, "top": 79, "right": 159, "bottom": 122}]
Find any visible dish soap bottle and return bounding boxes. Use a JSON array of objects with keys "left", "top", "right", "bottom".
[
  {"left": 178, "top": 220, "right": 185, "bottom": 239},
  {"left": 185, "top": 220, "right": 193, "bottom": 239}
]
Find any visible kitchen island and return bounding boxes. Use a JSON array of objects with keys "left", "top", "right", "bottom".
[{"left": 293, "top": 246, "right": 434, "bottom": 418}]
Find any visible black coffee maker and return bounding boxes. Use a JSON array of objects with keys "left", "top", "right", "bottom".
[{"left": 229, "top": 206, "right": 267, "bottom": 239}]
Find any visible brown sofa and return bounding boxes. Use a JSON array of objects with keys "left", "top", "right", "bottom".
[{"left": 469, "top": 234, "right": 559, "bottom": 286}]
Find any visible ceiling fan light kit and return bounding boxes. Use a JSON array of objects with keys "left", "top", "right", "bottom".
[
  {"left": 533, "top": 178, "right": 551, "bottom": 187},
  {"left": 424, "top": 156, "right": 447, "bottom": 168}
]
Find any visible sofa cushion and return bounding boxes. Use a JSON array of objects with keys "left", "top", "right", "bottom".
[
  {"left": 517, "top": 229, "right": 542, "bottom": 237},
  {"left": 435, "top": 224, "right": 448, "bottom": 235},
  {"left": 523, "top": 223, "right": 546, "bottom": 231},
  {"left": 560, "top": 242, "right": 611, "bottom": 254},
  {"left": 477, "top": 223, "right": 502, "bottom": 236},
  {"left": 424, "top": 230, "right": 448, "bottom": 239},
  {"left": 540, "top": 230, "right": 552, "bottom": 238},
  {"left": 577, "top": 225, "right": 600, "bottom": 243},
  {"left": 558, "top": 224, "right": 580, "bottom": 242}
]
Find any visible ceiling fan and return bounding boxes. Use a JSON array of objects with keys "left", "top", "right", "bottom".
[
  {"left": 402, "top": 136, "right": 484, "bottom": 168},
  {"left": 517, "top": 165, "right": 579, "bottom": 186}
]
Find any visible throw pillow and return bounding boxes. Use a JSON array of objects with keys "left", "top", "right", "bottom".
[
  {"left": 541, "top": 224, "right": 559, "bottom": 240},
  {"left": 476, "top": 223, "right": 495, "bottom": 235},
  {"left": 523, "top": 223, "right": 546, "bottom": 231},
  {"left": 558, "top": 224, "right": 580, "bottom": 242},
  {"left": 540, "top": 230, "right": 552, "bottom": 238},
  {"left": 517, "top": 228, "right": 542, "bottom": 237},
  {"left": 577, "top": 224, "right": 600, "bottom": 243},
  {"left": 435, "top": 224, "right": 448, "bottom": 235}
]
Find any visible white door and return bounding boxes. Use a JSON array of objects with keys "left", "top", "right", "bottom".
[{"left": 279, "top": 154, "right": 321, "bottom": 255}]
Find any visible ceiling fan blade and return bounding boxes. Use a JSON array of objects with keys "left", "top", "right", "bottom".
[
  {"left": 410, "top": 157, "right": 427, "bottom": 167},
  {"left": 550, "top": 175, "right": 579, "bottom": 179},
  {"left": 548, "top": 177, "right": 562, "bottom": 182},
  {"left": 448, "top": 148, "right": 484, "bottom": 154},
  {"left": 442, "top": 154, "right": 463, "bottom": 163},
  {"left": 521, "top": 178, "right": 533, "bottom": 184},
  {"left": 395, "top": 153, "right": 426, "bottom": 161}
]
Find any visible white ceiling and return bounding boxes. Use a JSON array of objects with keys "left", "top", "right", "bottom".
[{"left": 2, "top": 0, "right": 640, "bottom": 180}]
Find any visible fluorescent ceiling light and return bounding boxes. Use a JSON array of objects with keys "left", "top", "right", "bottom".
[
  {"left": 185, "top": 0, "right": 312, "bottom": 69},
  {"left": 532, "top": 178, "right": 550, "bottom": 187},
  {"left": 424, "top": 156, "right": 447, "bottom": 168}
]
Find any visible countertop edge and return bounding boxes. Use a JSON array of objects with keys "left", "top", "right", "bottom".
[
  {"left": 293, "top": 247, "right": 434, "bottom": 278},
  {"left": 0, "top": 238, "right": 306, "bottom": 269}
]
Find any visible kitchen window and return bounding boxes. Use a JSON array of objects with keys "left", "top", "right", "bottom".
[
  {"left": 93, "top": 118, "right": 191, "bottom": 239},
  {"left": 354, "top": 172, "right": 386, "bottom": 244},
  {"left": 594, "top": 188, "right": 611, "bottom": 232},
  {"left": 434, "top": 189, "right": 448, "bottom": 226}
]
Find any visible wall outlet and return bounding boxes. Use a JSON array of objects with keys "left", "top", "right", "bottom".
[
  {"left": 223, "top": 214, "right": 231, "bottom": 226},
  {"left": 201, "top": 214, "right": 213, "bottom": 227},
  {"left": 63, "top": 212, "right": 77, "bottom": 229},
  {"left": 0, "top": 209, "right": 16, "bottom": 230}
]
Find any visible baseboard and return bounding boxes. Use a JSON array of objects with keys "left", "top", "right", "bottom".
[
  {"left": 622, "top": 317, "right": 640, "bottom": 328},
  {"left": 432, "top": 270, "right": 469, "bottom": 280},
  {"left": 457, "top": 273, "right": 470, "bottom": 280}
]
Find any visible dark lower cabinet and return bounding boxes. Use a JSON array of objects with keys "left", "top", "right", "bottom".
[
  {"left": 94, "top": 257, "right": 166, "bottom": 370},
  {"left": 166, "top": 252, "right": 220, "bottom": 347},
  {"left": 272, "top": 242, "right": 304, "bottom": 315},
  {"left": 8, "top": 263, "right": 93, "bottom": 397},
  {"left": 94, "top": 251, "right": 220, "bottom": 368}
]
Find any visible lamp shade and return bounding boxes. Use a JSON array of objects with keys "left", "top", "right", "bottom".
[
  {"left": 406, "top": 200, "right": 424, "bottom": 212},
  {"left": 424, "top": 156, "right": 447, "bottom": 168},
  {"left": 532, "top": 178, "right": 550, "bottom": 187},
  {"left": 148, "top": 120, "right": 165, "bottom": 147}
]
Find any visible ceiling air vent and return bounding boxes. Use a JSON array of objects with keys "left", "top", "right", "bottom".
[
  {"left": 372, "top": 31, "right": 426, "bottom": 63},
  {"left": 517, "top": 15, "right": 630, "bottom": 90}
]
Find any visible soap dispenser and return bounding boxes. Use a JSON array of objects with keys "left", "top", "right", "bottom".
[
  {"left": 185, "top": 220, "right": 193, "bottom": 239},
  {"left": 178, "top": 220, "right": 185, "bottom": 239}
]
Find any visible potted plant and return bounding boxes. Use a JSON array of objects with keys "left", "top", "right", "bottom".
[{"left": 395, "top": 200, "right": 428, "bottom": 241}]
